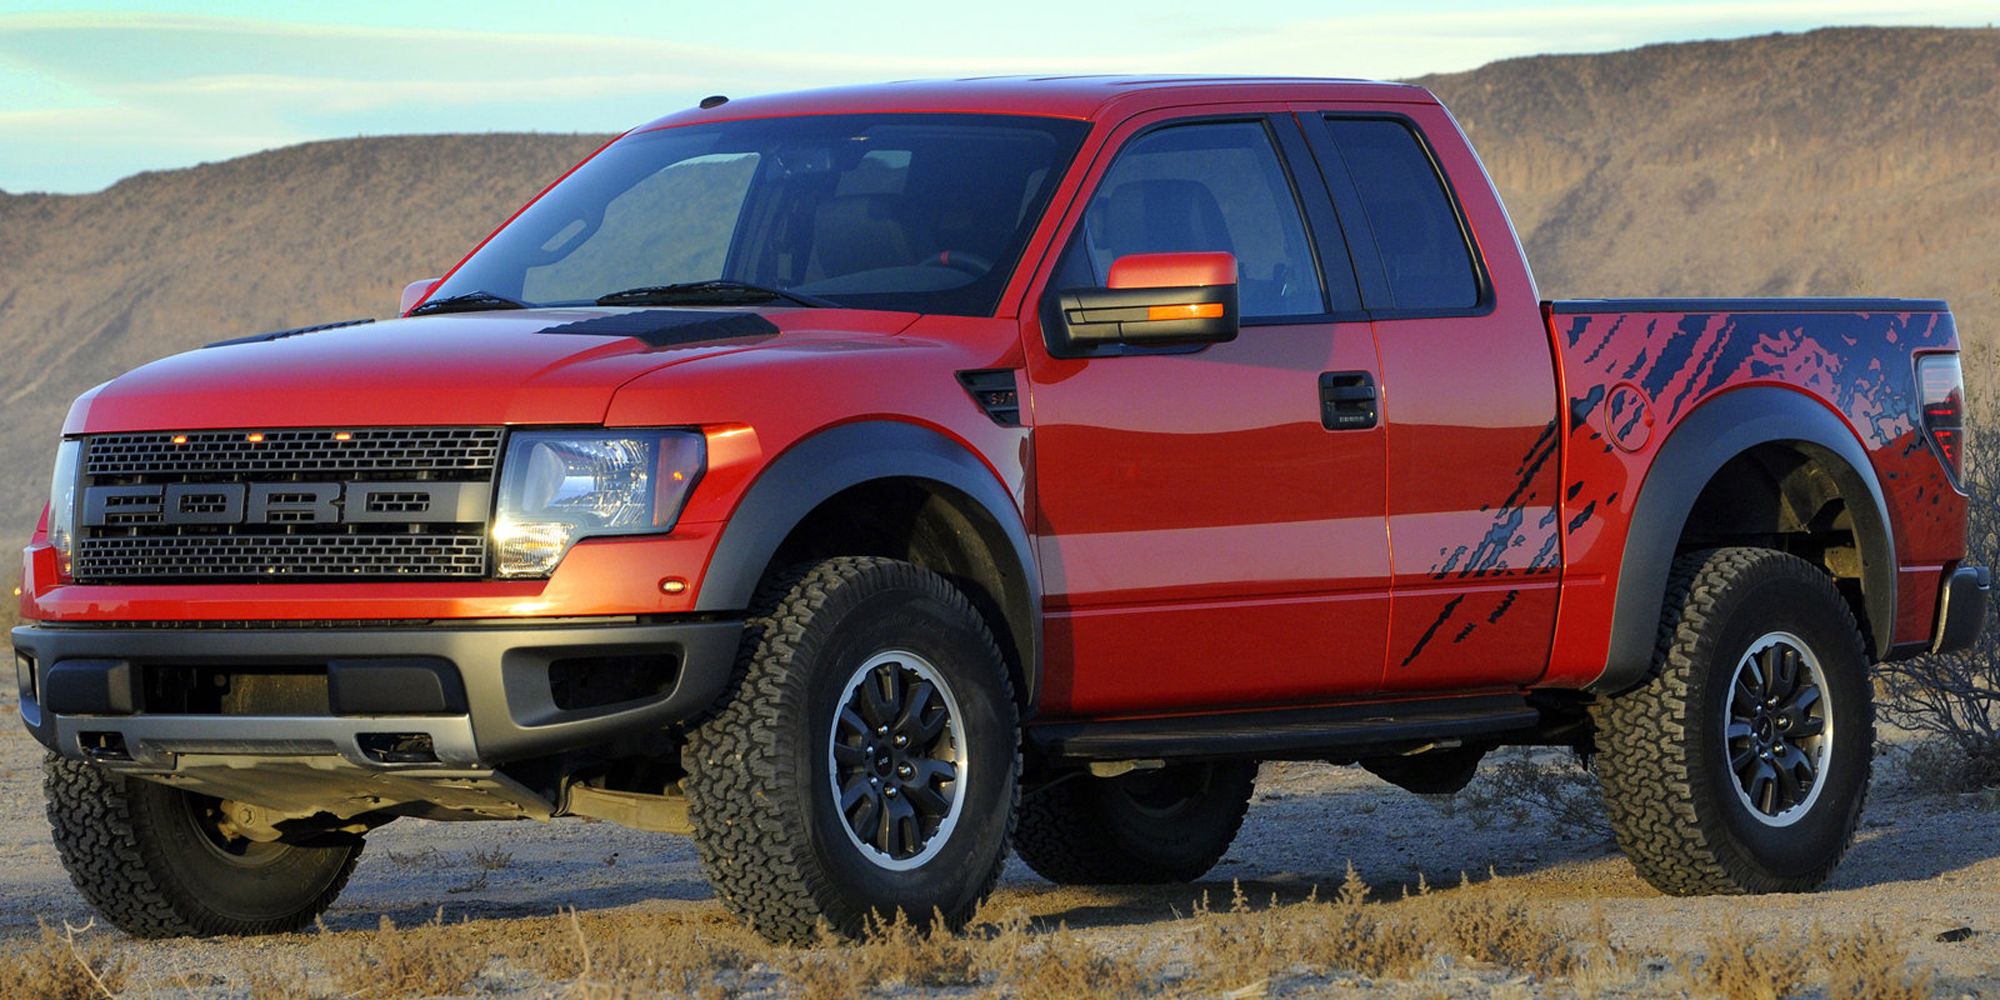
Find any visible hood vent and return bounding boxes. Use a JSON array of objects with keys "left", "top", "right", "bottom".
[
  {"left": 538, "top": 310, "right": 778, "bottom": 348},
  {"left": 204, "top": 318, "right": 374, "bottom": 349}
]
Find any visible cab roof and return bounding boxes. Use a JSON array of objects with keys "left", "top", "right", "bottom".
[{"left": 635, "top": 75, "right": 1437, "bottom": 132}]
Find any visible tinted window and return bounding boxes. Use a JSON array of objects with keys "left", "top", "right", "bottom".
[
  {"left": 434, "top": 114, "right": 1088, "bottom": 317},
  {"left": 1056, "top": 120, "right": 1325, "bottom": 318},
  {"left": 1322, "top": 118, "right": 1479, "bottom": 311}
]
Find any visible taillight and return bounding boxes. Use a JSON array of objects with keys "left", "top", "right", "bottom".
[{"left": 1917, "top": 353, "right": 1966, "bottom": 489}]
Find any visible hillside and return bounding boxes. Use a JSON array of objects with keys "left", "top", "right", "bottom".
[{"left": 2, "top": 26, "right": 1998, "bottom": 545}]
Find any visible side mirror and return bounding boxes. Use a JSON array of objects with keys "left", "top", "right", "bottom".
[
  {"left": 1047, "top": 252, "right": 1239, "bottom": 356},
  {"left": 400, "top": 278, "right": 441, "bottom": 316}
]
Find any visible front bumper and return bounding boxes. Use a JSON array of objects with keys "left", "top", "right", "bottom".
[
  {"left": 12, "top": 618, "right": 742, "bottom": 772},
  {"left": 1932, "top": 565, "right": 1990, "bottom": 655}
]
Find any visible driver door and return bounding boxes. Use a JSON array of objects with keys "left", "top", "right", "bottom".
[{"left": 1022, "top": 111, "right": 1391, "bottom": 718}]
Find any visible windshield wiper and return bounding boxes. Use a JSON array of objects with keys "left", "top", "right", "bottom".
[
  {"left": 409, "top": 290, "right": 529, "bottom": 316},
  {"left": 596, "top": 280, "right": 833, "bottom": 309}
]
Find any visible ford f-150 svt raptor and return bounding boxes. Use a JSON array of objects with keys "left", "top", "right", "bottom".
[{"left": 13, "top": 76, "right": 1987, "bottom": 943}]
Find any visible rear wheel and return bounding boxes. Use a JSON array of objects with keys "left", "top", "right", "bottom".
[
  {"left": 1591, "top": 547, "right": 1872, "bottom": 894},
  {"left": 683, "top": 557, "right": 1019, "bottom": 943},
  {"left": 44, "top": 756, "right": 362, "bottom": 937},
  {"left": 1014, "top": 761, "right": 1257, "bottom": 885}
]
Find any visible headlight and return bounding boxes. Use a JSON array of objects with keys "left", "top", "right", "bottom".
[
  {"left": 492, "top": 429, "right": 705, "bottom": 578},
  {"left": 47, "top": 439, "right": 80, "bottom": 580}
]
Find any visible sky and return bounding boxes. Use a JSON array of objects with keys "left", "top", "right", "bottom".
[{"left": 0, "top": 1, "right": 1994, "bottom": 194}]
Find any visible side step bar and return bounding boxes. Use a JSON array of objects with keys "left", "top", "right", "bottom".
[{"left": 1026, "top": 694, "right": 1542, "bottom": 762}]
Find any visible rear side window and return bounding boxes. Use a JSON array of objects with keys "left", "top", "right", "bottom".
[
  {"left": 1055, "top": 120, "right": 1326, "bottom": 318},
  {"left": 1320, "top": 118, "right": 1479, "bottom": 312}
]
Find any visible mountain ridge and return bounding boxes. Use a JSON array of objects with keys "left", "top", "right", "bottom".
[{"left": 2, "top": 26, "right": 1996, "bottom": 544}]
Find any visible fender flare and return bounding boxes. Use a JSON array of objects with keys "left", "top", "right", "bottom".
[
  {"left": 692, "top": 420, "right": 1043, "bottom": 705},
  {"left": 1591, "top": 386, "right": 1896, "bottom": 694}
]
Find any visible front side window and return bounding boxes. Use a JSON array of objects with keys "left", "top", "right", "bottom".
[
  {"left": 434, "top": 114, "right": 1089, "bottom": 317},
  {"left": 1053, "top": 120, "right": 1325, "bottom": 318},
  {"left": 1321, "top": 118, "right": 1480, "bottom": 312}
]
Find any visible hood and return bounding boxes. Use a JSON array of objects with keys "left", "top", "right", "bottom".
[{"left": 63, "top": 306, "right": 918, "bottom": 434}]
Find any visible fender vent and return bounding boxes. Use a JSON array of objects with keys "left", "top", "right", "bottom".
[
  {"left": 204, "top": 318, "right": 374, "bottom": 349},
  {"left": 958, "top": 370, "right": 1023, "bottom": 426},
  {"left": 538, "top": 310, "right": 778, "bottom": 348}
]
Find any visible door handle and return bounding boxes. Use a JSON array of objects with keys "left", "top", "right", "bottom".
[{"left": 1319, "top": 371, "right": 1377, "bottom": 430}]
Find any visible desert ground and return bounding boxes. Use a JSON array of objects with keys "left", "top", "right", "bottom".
[{"left": 2, "top": 681, "right": 1995, "bottom": 997}]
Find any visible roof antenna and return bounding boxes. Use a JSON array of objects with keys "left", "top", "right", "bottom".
[{"left": 699, "top": 94, "right": 729, "bottom": 109}]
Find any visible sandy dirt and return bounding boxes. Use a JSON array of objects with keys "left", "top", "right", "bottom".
[{"left": 3, "top": 682, "right": 1997, "bottom": 996}]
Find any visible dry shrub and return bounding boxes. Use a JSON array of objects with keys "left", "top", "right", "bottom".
[
  {"left": 1817, "top": 924, "right": 1931, "bottom": 1000},
  {"left": 1183, "top": 868, "right": 1427, "bottom": 990},
  {"left": 976, "top": 912, "right": 1157, "bottom": 1000},
  {"left": 318, "top": 912, "right": 487, "bottom": 999},
  {"left": 3, "top": 568, "right": 21, "bottom": 634},
  {"left": 532, "top": 908, "right": 767, "bottom": 996},
  {"left": 1900, "top": 734, "right": 2000, "bottom": 795},
  {"left": 1432, "top": 891, "right": 1579, "bottom": 980},
  {"left": 1687, "top": 920, "right": 1935, "bottom": 1000},
  {"left": 1689, "top": 920, "right": 1813, "bottom": 1000},
  {"left": 781, "top": 910, "right": 981, "bottom": 998},
  {"left": 0, "top": 922, "right": 127, "bottom": 1000},
  {"left": 1424, "top": 748, "right": 1611, "bottom": 840},
  {"left": 1565, "top": 906, "right": 1642, "bottom": 1000}
]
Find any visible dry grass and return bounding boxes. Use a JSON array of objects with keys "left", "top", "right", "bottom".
[
  {"left": 1817, "top": 923, "right": 1933, "bottom": 1000},
  {"left": 100, "top": 869, "right": 1943, "bottom": 998},
  {"left": 1684, "top": 920, "right": 1936, "bottom": 1000},
  {"left": 0, "top": 922, "right": 127, "bottom": 1000},
  {"left": 315, "top": 912, "right": 488, "bottom": 999}
]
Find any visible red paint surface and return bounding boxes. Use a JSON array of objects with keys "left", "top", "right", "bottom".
[{"left": 21, "top": 78, "right": 1971, "bottom": 724}]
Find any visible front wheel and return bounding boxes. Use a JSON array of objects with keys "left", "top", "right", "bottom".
[
  {"left": 1591, "top": 547, "right": 1872, "bottom": 894},
  {"left": 44, "top": 757, "right": 362, "bottom": 937},
  {"left": 682, "top": 557, "right": 1020, "bottom": 943}
]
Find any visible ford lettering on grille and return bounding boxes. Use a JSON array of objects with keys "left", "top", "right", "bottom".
[{"left": 81, "top": 482, "right": 490, "bottom": 528}]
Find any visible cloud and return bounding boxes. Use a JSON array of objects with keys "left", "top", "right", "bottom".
[{"left": 0, "top": 4, "right": 1994, "bottom": 192}]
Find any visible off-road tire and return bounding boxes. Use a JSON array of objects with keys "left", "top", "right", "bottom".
[
  {"left": 43, "top": 755, "right": 362, "bottom": 937},
  {"left": 1591, "top": 547, "right": 1873, "bottom": 895},
  {"left": 1014, "top": 760, "right": 1256, "bottom": 884},
  {"left": 682, "top": 557, "right": 1020, "bottom": 943}
]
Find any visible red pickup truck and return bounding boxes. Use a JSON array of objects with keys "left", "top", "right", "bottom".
[{"left": 13, "top": 77, "right": 1985, "bottom": 943}]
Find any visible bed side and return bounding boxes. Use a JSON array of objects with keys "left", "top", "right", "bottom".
[{"left": 1538, "top": 297, "right": 1963, "bottom": 691}]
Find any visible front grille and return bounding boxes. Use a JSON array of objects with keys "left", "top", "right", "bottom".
[
  {"left": 84, "top": 427, "right": 502, "bottom": 478},
  {"left": 74, "top": 535, "right": 489, "bottom": 580},
  {"left": 72, "top": 427, "right": 499, "bottom": 583}
]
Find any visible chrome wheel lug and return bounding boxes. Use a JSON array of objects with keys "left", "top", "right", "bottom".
[
  {"left": 893, "top": 734, "right": 909, "bottom": 749},
  {"left": 876, "top": 725, "right": 889, "bottom": 737},
  {"left": 884, "top": 786, "right": 899, "bottom": 798}
]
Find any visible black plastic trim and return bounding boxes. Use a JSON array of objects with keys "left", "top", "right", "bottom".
[
  {"left": 1550, "top": 298, "right": 1950, "bottom": 315},
  {"left": 1028, "top": 694, "right": 1540, "bottom": 761},
  {"left": 956, "top": 369, "right": 1024, "bottom": 426},
  {"left": 202, "top": 318, "right": 375, "bottom": 349},
  {"left": 1932, "top": 565, "right": 1989, "bottom": 655},
  {"left": 690, "top": 420, "right": 1043, "bottom": 707},
  {"left": 536, "top": 309, "right": 778, "bottom": 348},
  {"left": 11, "top": 618, "right": 742, "bottom": 763},
  {"left": 1590, "top": 387, "right": 1897, "bottom": 694}
]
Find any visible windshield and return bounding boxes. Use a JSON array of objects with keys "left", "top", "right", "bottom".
[{"left": 432, "top": 113, "right": 1090, "bottom": 316}]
